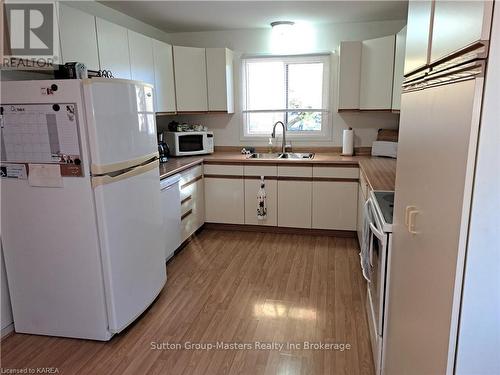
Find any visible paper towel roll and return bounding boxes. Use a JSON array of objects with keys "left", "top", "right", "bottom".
[{"left": 342, "top": 128, "right": 354, "bottom": 156}]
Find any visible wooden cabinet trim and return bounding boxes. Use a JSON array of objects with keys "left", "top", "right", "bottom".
[
  {"left": 203, "top": 161, "right": 245, "bottom": 165},
  {"left": 244, "top": 176, "right": 278, "bottom": 180},
  {"left": 204, "top": 174, "right": 243, "bottom": 180},
  {"left": 181, "top": 209, "right": 193, "bottom": 221},
  {"left": 181, "top": 195, "right": 192, "bottom": 205},
  {"left": 180, "top": 175, "right": 203, "bottom": 189},
  {"left": 313, "top": 163, "right": 359, "bottom": 168},
  {"left": 313, "top": 178, "right": 359, "bottom": 183}
]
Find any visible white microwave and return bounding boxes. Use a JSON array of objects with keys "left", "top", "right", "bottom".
[{"left": 165, "top": 131, "right": 214, "bottom": 156}]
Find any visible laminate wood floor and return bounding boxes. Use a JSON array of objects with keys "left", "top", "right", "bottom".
[{"left": 0, "top": 229, "right": 374, "bottom": 375}]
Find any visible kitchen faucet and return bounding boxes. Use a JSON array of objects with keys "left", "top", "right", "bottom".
[{"left": 271, "top": 121, "right": 287, "bottom": 153}]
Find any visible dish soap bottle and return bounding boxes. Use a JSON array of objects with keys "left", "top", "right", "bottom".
[{"left": 268, "top": 138, "right": 273, "bottom": 153}]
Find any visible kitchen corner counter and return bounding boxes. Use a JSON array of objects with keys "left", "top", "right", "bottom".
[{"left": 159, "top": 152, "right": 397, "bottom": 191}]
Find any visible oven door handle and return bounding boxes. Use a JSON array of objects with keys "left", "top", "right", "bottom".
[{"left": 369, "top": 222, "right": 385, "bottom": 242}]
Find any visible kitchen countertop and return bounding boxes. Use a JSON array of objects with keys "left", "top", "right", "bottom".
[{"left": 159, "top": 152, "right": 397, "bottom": 191}]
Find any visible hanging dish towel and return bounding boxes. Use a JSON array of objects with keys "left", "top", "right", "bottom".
[
  {"left": 359, "top": 199, "right": 372, "bottom": 282},
  {"left": 257, "top": 176, "right": 267, "bottom": 220}
]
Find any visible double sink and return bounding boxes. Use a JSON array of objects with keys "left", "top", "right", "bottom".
[{"left": 247, "top": 152, "right": 315, "bottom": 160}]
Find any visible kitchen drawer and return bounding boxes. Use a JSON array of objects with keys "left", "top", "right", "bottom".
[
  {"left": 179, "top": 164, "right": 203, "bottom": 187},
  {"left": 277, "top": 165, "right": 312, "bottom": 178},
  {"left": 204, "top": 164, "right": 243, "bottom": 176},
  {"left": 244, "top": 165, "right": 278, "bottom": 177},
  {"left": 312, "top": 166, "right": 359, "bottom": 179},
  {"left": 181, "top": 177, "right": 204, "bottom": 241}
]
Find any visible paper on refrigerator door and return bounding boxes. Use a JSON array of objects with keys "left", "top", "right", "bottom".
[{"left": 28, "top": 164, "right": 63, "bottom": 187}]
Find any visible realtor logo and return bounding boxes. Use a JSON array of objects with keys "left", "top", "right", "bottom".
[{"left": 5, "top": 2, "right": 53, "bottom": 55}]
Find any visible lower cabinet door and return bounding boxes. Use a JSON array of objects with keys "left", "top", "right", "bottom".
[
  {"left": 277, "top": 180, "right": 312, "bottom": 228},
  {"left": 244, "top": 178, "right": 277, "bottom": 226},
  {"left": 312, "top": 181, "right": 358, "bottom": 230},
  {"left": 205, "top": 177, "right": 244, "bottom": 224}
]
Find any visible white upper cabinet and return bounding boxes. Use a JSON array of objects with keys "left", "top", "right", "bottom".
[
  {"left": 206, "top": 48, "right": 234, "bottom": 113},
  {"left": 152, "top": 40, "right": 176, "bottom": 113},
  {"left": 58, "top": 4, "right": 99, "bottom": 71},
  {"left": 96, "top": 18, "right": 131, "bottom": 79},
  {"left": 337, "top": 41, "right": 362, "bottom": 110},
  {"left": 173, "top": 46, "right": 208, "bottom": 112},
  {"left": 360, "top": 35, "right": 396, "bottom": 110},
  {"left": 404, "top": 1, "right": 433, "bottom": 75},
  {"left": 430, "top": 0, "right": 493, "bottom": 63},
  {"left": 392, "top": 26, "right": 407, "bottom": 111},
  {"left": 128, "top": 30, "right": 155, "bottom": 86}
]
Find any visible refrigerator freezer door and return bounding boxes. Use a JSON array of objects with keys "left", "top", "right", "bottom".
[
  {"left": 83, "top": 78, "right": 158, "bottom": 173},
  {"left": 383, "top": 79, "right": 483, "bottom": 375},
  {"left": 92, "top": 159, "right": 166, "bottom": 332}
]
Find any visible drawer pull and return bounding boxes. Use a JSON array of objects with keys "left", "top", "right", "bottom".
[
  {"left": 181, "top": 209, "right": 193, "bottom": 221},
  {"left": 181, "top": 195, "right": 192, "bottom": 205},
  {"left": 181, "top": 175, "right": 202, "bottom": 190}
]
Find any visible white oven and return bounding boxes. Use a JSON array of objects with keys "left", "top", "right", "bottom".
[
  {"left": 165, "top": 131, "right": 214, "bottom": 156},
  {"left": 364, "top": 191, "right": 393, "bottom": 375}
]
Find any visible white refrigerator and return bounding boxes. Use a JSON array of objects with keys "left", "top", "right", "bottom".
[
  {"left": 0, "top": 78, "right": 166, "bottom": 340},
  {"left": 383, "top": 1, "right": 496, "bottom": 374}
]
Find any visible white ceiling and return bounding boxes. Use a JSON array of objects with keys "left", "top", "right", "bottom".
[{"left": 100, "top": 1, "right": 408, "bottom": 33}]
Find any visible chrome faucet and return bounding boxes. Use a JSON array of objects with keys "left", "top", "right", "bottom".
[{"left": 271, "top": 121, "right": 287, "bottom": 153}]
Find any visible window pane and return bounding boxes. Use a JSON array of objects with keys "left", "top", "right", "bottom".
[
  {"left": 287, "top": 63, "right": 323, "bottom": 109},
  {"left": 246, "top": 61, "right": 285, "bottom": 110},
  {"left": 287, "top": 111, "right": 322, "bottom": 132},
  {"left": 246, "top": 112, "right": 285, "bottom": 134}
]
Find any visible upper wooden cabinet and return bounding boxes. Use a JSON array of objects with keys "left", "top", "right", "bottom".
[
  {"left": 96, "top": 18, "right": 131, "bottom": 79},
  {"left": 206, "top": 48, "right": 234, "bottom": 113},
  {"left": 360, "top": 35, "right": 396, "bottom": 110},
  {"left": 392, "top": 26, "right": 407, "bottom": 111},
  {"left": 152, "top": 40, "right": 176, "bottom": 113},
  {"left": 337, "top": 41, "right": 362, "bottom": 111},
  {"left": 173, "top": 46, "right": 208, "bottom": 112},
  {"left": 404, "top": 1, "right": 433, "bottom": 75},
  {"left": 58, "top": 4, "right": 99, "bottom": 70},
  {"left": 430, "top": 0, "right": 493, "bottom": 63},
  {"left": 128, "top": 30, "right": 155, "bottom": 86},
  {"left": 404, "top": 0, "right": 493, "bottom": 76}
]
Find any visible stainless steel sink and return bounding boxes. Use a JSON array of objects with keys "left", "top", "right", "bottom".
[
  {"left": 280, "top": 152, "right": 315, "bottom": 159},
  {"left": 246, "top": 152, "right": 315, "bottom": 160},
  {"left": 246, "top": 153, "right": 283, "bottom": 159}
]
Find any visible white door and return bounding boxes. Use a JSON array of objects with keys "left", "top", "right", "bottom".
[
  {"left": 431, "top": 1, "right": 493, "bottom": 63},
  {"left": 392, "top": 26, "right": 407, "bottom": 111},
  {"left": 92, "top": 161, "right": 165, "bottom": 333},
  {"left": 360, "top": 35, "right": 396, "bottom": 110},
  {"left": 383, "top": 79, "right": 483, "bottom": 375},
  {"left": 83, "top": 79, "right": 157, "bottom": 171},
  {"left": 128, "top": 31, "right": 155, "bottom": 86},
  {"left": 161, "top": 179, "right": 181, "bottom": 261},
  {"left": 153, "top": 40, "right": 176, "bottom": 113},
  {"left": 96, "top": 18, "right": 131, "bottom": 79},
  {"left": 173, "top": 46, "right": 208, "bottom": 112},
  {"left": 58, "top": 4, "right": 99, "bottom": 70},
  {"left": 404, "top": 0, "right": 433, "bottom": 75}
]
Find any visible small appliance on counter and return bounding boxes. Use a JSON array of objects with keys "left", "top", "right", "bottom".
[
  {"left": 165, "top": 131, "right": 214, "bottom": 156},
  {"left": 371, "top": 128, "right": 398, "bottom": 158},
  {"left": 157, "top": 132, "right": 169, "bottom": 163}
]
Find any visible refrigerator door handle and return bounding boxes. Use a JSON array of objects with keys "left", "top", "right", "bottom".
[{"left": 92, "top": 159, "right": 159, "bottom": 188}]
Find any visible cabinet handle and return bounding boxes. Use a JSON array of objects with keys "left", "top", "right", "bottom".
[
  {"left": 408, "top": 209, "right": 419, "bottom": 234},
  {"left": 181, "top": 175, "right": 202, "bottom": 190},
  {"left": 405, "top": 205, "right": 417, "bottom": 227},
  {"left": 181, "top": 209, "right": 193, "bottom": 221},
  {"left": 181, "top": 195, "right": 192, "bottom": 205}
]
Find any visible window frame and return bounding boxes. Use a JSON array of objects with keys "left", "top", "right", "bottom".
[{"left": 241, "top": 54, "right": 331, "bottom": 141}]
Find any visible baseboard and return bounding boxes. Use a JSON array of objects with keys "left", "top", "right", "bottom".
[
  {"left": 204, "top": 223, "right": 356, "bottom": 238},
  {"left": 1, "top": 323, "right": 14, "bottom": 341}
]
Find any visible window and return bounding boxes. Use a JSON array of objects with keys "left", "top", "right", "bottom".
[{"left": 242, "top": 54, "right": 330, "bottom": 139}]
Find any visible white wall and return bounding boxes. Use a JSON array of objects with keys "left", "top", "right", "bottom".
[
  {"left": 455, "top": 7, "right": 500, "bottom": 374},
  {"left": 1, "top": 241, "right": 13, "bottom": 338},
  {"left": 159, "top": 20, "right": 406, "bottom": 147}
]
